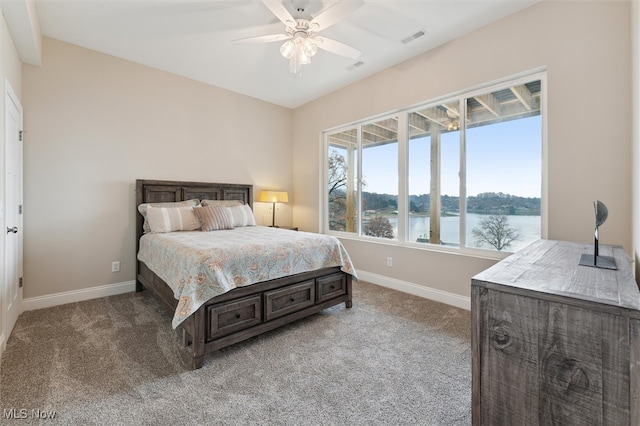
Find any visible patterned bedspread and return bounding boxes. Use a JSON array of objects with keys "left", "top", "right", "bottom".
[{"left": 137, "top": 226, "right": 357, "bottom": 328}]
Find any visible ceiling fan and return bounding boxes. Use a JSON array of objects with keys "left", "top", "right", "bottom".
[{"left": 235, "top": 0, "right": 364, "bottom": 74}]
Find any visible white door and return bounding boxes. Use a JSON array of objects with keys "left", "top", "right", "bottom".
[{"left": 2, "top": 83, "right": 23, "bottom": 351}]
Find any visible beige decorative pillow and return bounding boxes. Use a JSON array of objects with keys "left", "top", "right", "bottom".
[
  {"left": 193, "top": 205, "right": 234, "bottom": 231},
  {"left": 138, "top": 199, "right": 200, "bottom": 233},
  {"left": 200, "top": 199, "right": 243, "bottom": 207},
  {"left": 226, "top": 204, "right": 256, "bottom": 227},
  {"left": 146, "top": 206, "right": 200, "bottom": 233}
]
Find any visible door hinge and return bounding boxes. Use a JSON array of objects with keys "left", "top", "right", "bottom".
[
  {"left": 18, "top": 204, "right": 22, "bottom": 214},
  {"left": 19, "top": 277, "right": 23, "bottom": 288},
  {"left": 19, "top": 130, "right": 25, "bottom": 141}
]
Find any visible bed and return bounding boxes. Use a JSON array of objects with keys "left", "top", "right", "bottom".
[{"left": 135, "top": 179, "right": 355, "bottom": 369}]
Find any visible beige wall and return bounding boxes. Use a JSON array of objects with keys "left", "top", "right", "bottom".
[
  {"left": 293, "top": 1, "right": 633, "bottom": 297},
  {"left": 22, "top": 37, "right": 293, "bottom": 298}
]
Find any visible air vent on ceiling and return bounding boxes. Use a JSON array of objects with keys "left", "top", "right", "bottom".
[
  {"left": 401, "top": 30, "right": 426, "bottom": 45},
  {"left": 347, "top": 61, "right": 365, "bottom": 71}
]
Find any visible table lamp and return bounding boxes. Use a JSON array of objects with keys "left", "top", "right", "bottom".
[{"left": 258, "top": 190, "right": 289, "bottom": 227}]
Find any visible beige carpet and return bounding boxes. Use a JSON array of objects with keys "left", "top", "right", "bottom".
[{"left": 0, "top": 281, "right": 471, "bottom": 425}]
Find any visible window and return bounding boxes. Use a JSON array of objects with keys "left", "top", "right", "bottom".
[
  {"left": 408, "top": 100, "right": 460, "bottom": 246},
  {"left": 324, "top": 73, "right": 544, "bottom": 255},
  {"left": 328, "top": 128, "right": 358, "bottom": 234},
  {"left": 362, "top": 116, "right": 398, "bottom": 240},
  {"left": 465, "top": 81, "right": 542, "bottom": 252}
]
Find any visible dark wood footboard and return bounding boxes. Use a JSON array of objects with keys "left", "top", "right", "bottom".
[{"left": 137, "top": 263, "right": 352, "bottom": 369}]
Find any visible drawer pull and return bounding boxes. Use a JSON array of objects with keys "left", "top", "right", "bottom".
[
  {"left": 330, "top": 286, "right": 335, "bottom": 290},
  {"left": 289, "top": 298, "right": 295, "bottom": 302},
  {"left": 235, "top": 314, "right": 241, "bottom": 319}
]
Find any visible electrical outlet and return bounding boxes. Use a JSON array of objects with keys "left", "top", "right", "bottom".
[
  {"left": 111, "top": 261, "right": 120, "bottom": 273},
  {"left": 387, "top": 257, "right": 393, "bottom": 267}
]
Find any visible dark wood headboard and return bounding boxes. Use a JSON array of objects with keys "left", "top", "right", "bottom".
[{"left": 135, "top": 179, "right": 253, "bottom": 248}]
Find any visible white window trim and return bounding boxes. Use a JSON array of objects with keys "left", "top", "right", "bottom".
[{"left": 321, "top": 69, "right": 548, "bottom": 260}]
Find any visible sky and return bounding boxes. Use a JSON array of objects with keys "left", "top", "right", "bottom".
[{"left": 361, "top": 115, "right": 542, "bottom": 198}]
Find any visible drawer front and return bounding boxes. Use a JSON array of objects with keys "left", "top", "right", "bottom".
[
  {"left": 316, "top": 273, "right": 347, "bottom": 303},
  {"left": 207, "top": 295, "right": 262, "bottom": 340},
  {"left": 264, "top": 281, "right": 315, "bottom": 321},
  {"left": 477, "top": 289, "right": 625, "bottom": 426}
]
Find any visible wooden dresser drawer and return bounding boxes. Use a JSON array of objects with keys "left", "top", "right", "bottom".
[
  {"left": 206, "top": 295, "right": 262, "bottom": 340},
  {"left": 316, "top": 273, "right": 347, "bottom": 303},
  {"left": 264, "top": 281, "right": 315, "bottom": 321}
]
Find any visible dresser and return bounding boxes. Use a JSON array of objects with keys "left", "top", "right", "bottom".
[{"left": 471, "top": 239, "right": 640, "bottom": 425}]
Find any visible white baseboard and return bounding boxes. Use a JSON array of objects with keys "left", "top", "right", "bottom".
[
  {"left": 19, "top": 272, "right": 471, "bottom": 314},
  {"left": 356, "top": 271, "right": 471, "bottom": 311},
  {"left": 21, "top": 280, "right": 137, "bottom": 312}
]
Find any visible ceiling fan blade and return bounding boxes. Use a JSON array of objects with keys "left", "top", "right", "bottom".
[
  {"left": 310, "top": 0, "right": 364, "bottom": 31},
  {"left": 262, "top": 0, "right": 296, "bottom": 28},
  {"left": 315, "top": 36, "right": 361, "bottom": 60},
  {"left": 233, "top": 33, "right": 291, "bottom": 44}
]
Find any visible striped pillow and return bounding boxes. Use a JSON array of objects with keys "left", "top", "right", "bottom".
[
  {"left": 146, "top": 206, "right": 200, "bottom": 233},
  {"left": 226, "top": 204, "right": 256, "bottom": 227},
  {"left": 138, "top": 199, "right": 200, "bottom": 233},
  {"left": 193, "top": 205, "right": 234, "bottom": 231}
]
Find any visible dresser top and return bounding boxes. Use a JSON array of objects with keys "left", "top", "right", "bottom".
[{"left": 472, "top": 239, "right": 640, "bottom": 314}]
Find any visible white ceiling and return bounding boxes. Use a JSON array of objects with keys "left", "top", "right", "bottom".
[{"left": 22, "top": 0, "right": 539, "bottom": 108}]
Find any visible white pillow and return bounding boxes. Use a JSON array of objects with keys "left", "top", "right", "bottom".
[
  {"left": 226, "top": 204, "right": 257, "bottom": 227},
  {"left": 146, "top": 206, "right": 200, "bottom": 233}
]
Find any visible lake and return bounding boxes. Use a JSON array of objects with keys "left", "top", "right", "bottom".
[{"left": 385, "top": 213, "right": 541, "bottom": 252}]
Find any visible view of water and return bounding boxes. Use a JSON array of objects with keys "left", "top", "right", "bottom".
[{"left": 385, "top": 213, "right": 541, "bottom": 252}]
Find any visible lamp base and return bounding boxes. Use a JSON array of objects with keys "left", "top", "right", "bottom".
[
  {"left": 270, "top": 202, "right": 276, "bottom": 227},
  {"left": 578, "top": 254, "right": 617, "bottom": 270}
]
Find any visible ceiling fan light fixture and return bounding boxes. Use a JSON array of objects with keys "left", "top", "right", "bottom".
[
  {"left": 280, "top": 39, "right": 296, "bottom": 59},
  {"left": 298, "top": 51, "right": 311, "bottom": 65},
  {"left": 289, "top": 52, "right": 303, "bottom": 74},
  {"left": 281, "top": 35, "right": 318, "bottom": 74},
  {"left": 301, "top": 38, "right": 318, "bottom": 57}
]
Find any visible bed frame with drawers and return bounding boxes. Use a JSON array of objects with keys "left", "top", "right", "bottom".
[{"left": 135, "top": 179, "right": 353, "bottom": 369}]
